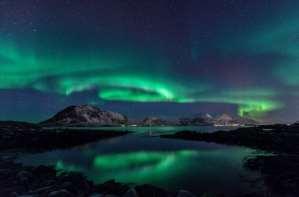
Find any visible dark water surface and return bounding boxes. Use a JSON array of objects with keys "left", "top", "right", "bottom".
[{"left": 17, "top": 126, "right": 264, "bottom": 196}]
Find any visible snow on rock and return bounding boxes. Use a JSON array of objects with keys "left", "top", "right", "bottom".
[{"left": 41, "top": 105, "right": 127, "bottom": 126}]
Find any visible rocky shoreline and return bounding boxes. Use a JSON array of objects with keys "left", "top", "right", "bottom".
[
  {"left": 0, "top": 121, "right": 129, "bottom": 151},
  {"left": 161, "top": 124, "right": 299, "bottom": 196},
  {"left": 0, "top": 121, "right": 199, "bottom": 197},
  {"left": 161, "top": 124, "right": 299, "bottom": 153},
  {"left": 0, "top": 155, "right": 200, "bottom": 197},
  {"left": 3, "top": 120, "right": 299, "bottom": 196}
]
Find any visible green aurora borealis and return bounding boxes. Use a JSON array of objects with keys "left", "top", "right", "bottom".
[
  {"left": 0, "top": 36, "right": 282, "bottom": 118},
  {"left": 1, "top": 0, "right": 299, "bottom": 121}
]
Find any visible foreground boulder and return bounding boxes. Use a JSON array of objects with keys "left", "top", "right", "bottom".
[
  {"left": 176, "top": 190, "right": 197, "bottom": 197},
  {"left": 135, "top": 184, "right": 173, "bottom": 197}
]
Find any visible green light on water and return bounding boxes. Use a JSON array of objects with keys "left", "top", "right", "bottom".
[{"left": 92, "top": 150, "right": 197, "bottom": 183}]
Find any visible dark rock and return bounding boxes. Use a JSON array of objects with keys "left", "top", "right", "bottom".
[
  {"left": 60, "top": 181, "right": 73, "bottom": 189},
  {"left": 162, "top": 125, "right": 299, "bottom": 197},
  {"left": 16, "top": 170, "right": 33, "bottom": 183},
  {"left": 30, "top": 185, "right": 53, "bottom": 195},
  {"left": 245, "top": 155, "right": 299, "bottom": 196},
  {"left": 162, "top": 125, "right": 299, "bottom": 154},
  {"left": 48, "top": 189, "right": 72, "bottom": 197},
  {"left": 32, "top": 165, "right": 56, "bottom": 177},
  {"left": 94, "top": 180, "right": 129, "bottom": 195},
  {"left": 135, "top": 184, "right": 173, "bottom": 197},
  {"left": 122, "top": 188, "right": 138, "bottom": 197},
  {"left": 0, "top": 121, "right": 40, "bottom": 131},
  {"left": 0, "top": 168, "right": 12, "bottom": 177},
  {"left": 89, "top": 193, "right": 103, "bottom": 197},
  {"left": 176, "top": 190, "right": 197, "bottom": 197},
  {"left": 0, "top": 158, "right": 195, "bottom": 197},
  {"left": 0, "top": 121, "right": 128, "bottom": 151},
  {"left": 56, "top": 173, "right": 91, "bottom": 195}
]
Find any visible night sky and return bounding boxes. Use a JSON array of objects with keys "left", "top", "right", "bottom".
[{"left": 1, "top": 0, "right": 299, "bottom": 122}]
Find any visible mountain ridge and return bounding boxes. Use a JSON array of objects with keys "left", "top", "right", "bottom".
[{"left": 40, "top": 105, "right": 127, "bottom": 126}]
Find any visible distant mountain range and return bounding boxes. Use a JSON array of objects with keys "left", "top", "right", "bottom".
[
  {"left": 213, "top": 113, "right": 258, "bottom": 126},
  {"left": 179, "top": 113, "right": 214, "bottom": 126},
  {"left": 179, "top": 113, "right": 258, "bottom": 126},
  {"left": 40, "top": 104, "right": 259, "bottom": 127}
]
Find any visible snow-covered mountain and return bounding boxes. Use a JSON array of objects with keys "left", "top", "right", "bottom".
[
  {"left": 214, "top": 113, "right": 258, "bottom": 126},
  {"left": 179, "top": 113, "right": 258, "bottom": 126},
  {"left": 41, "top": 105, "right": 127, "bottom": 126},
  {"left": 179, "top": 113, "right": 214, "bottom": 126},
  {"left": 214, "top": 113, "right": 234, "bottom": 125},
  {"left": 142, "top": 117, "right": 166, "bottom": 126}
]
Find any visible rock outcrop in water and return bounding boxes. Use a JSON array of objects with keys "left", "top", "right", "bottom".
[{"left": 41, "top": 104, "right": 128, "bottom": 126}]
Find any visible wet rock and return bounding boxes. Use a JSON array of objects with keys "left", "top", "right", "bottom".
[
  {"left": 0, "top": 185, "right": 27, "bottom": 196},
  {"left": 30, "top": 185, "right": 53, "bottom": 195},
  {"left": 135, "top": 184, "right": 172, "bottom": 197},
  {"left": 42, "top": 179, "right": 56, "bottom": 187},
  {"left": 176, "top": 190, "right": 197, "bottom": 197},
  {"left": 245, "top": 155, "right": 299, "bottom": 196},
  {"left": 122, "top": 188, "right": 138, "bottom": 197},
  {"left": 1, "top": 155, "right": 16, "bottom": 161},
  {"left": 16, "top": 170, "right": 33, "bottom": 183},
  {"left": 95, "top": 180, "right": 129, "bottom": 195},
  {"left": 57, "top": 173, "right": 90, "bottom": 193},
  {"left": 60, "top": 181, "right": 73, "bottom": 189},
  {"left": 89, "top": 193, "right": 103, "bottom": 197},
  {"left": 0, "top": 168, "right": 12, "bottom": 177},
  {"left": 48, "top": 189, "right": 72, "bottom": 197},
  {"left": 32, "top": 165, "right": 56, "bottom": 177}
]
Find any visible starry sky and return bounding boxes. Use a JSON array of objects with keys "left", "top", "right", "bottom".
[{"left": 1, "top": 0, "right": 299, "bottom": 122}]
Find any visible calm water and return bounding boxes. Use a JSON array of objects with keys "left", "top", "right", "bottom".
[
  {"left": 17, "top": 126, "right": 264, "bottom": 196},
  {"left": 65, "top": 125, "right": 235, "bottom": 135}
]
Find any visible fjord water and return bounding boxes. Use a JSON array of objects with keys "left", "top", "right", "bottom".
[{"left": 17, "top": 126, "right": 263, "bottom": 196}]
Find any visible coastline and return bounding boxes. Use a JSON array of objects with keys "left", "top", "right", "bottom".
[
  {"left": 0, "top": 121, "right": 198, "bottom": 197},
  {"left": 1, "top": 121, "right": 298, "bottom": 196},
  {"left": 161, "top": 124, "right": 299, "bottom": 196}
]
